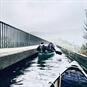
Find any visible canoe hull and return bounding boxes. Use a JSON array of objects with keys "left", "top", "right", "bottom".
[
  {"left": 38, "top": 52, "right": 55, "bottom": 60},
  {"left": 50, "top": 61, "right": 87, "bottom": 87}
]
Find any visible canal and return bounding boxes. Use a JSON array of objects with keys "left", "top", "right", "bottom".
[{"left": 0, "top": 48, "right": 74, "bottom": 87}]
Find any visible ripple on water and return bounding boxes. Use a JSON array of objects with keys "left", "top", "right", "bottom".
[
  {"left": 10, "top": 52, "right": 71, "bottom": 87},
  {"left": 0, "top": 50, "right": 72, "bottom": 87}
]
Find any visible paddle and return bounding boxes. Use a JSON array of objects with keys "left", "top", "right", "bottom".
[{"left": 55, "top": 50, "right": 62, "bottom": 55}]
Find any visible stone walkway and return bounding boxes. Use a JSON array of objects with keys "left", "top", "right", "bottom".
[{"left": 0, "top": 45, "right": 38, "bottom": 57}]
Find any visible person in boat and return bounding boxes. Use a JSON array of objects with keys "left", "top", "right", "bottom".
[
  {"left": 48, "top": 42, "right": 56, "bottom": 52},
  {"left": 36, "top": 42, "right": 53, "bottom": 53}
]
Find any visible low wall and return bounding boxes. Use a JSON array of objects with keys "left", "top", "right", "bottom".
[
  {"left": 0, "top": 47, "right": 37, "bottom": 71},
  {"left": 57, "top": 46, "right": 87, "bottom": 71}
]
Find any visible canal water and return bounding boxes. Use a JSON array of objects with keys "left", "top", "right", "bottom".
[{"left": 0, "top": 48, "right": 72, "bottom": 87}]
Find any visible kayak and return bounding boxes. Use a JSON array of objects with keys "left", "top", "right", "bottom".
[
  {"left": 50, "top": 61, "right": 87, "bottom": 87},
  {"left": 38, "top": 52, "right": 55, "bottom": 60}
]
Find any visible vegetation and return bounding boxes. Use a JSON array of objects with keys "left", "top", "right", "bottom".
[{"left": 81, "top": 9, "right": 87, "bottom": 56}]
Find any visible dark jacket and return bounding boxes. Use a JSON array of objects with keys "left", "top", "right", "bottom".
[
  {"left": 48, "top": 43, "right": 56, "bottom": 51},
  {"left": 37, "top": 45, "right": 53, "bottom": 53}
]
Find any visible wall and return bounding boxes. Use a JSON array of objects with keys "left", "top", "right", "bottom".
[
  {"left": 0, "top": 47, "right": 37, "bottom": 71},
  {"left": 57, "top": 46, "right": 87, "bottom": 71}
]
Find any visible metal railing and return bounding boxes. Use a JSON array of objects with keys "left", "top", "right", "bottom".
[{"left": 0, "top": 21, "right": 48, "bottom": 48}]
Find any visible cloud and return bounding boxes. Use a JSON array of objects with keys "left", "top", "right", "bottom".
[
  {"left": 0, "top": 0, "right": 86, "bottom": 45},
  {"left": 1, "top": 0, "right": 86, "bottom": 31}
]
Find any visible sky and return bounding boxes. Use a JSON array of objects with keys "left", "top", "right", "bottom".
[{"left": 0, "top": 0, "right": 87, "bottom": 46}]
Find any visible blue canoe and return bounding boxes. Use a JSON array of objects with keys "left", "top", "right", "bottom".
[{"left": 50, "top": 61, "right": 87, "bottom": 87}]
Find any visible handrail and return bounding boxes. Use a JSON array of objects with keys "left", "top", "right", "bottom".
[{"left": 0, "top": 21, "right": 48, "bottom": 48}]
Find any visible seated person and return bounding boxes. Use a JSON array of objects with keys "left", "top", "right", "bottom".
[
  {"left": 37, "top": 42, "right": 53, "bottom": 53},
  {"left": 48, "top": 42, "right": 56, "bottom": 52}
]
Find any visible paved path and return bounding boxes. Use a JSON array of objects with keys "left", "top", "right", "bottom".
[{"left": 0, "top": 45, "right": 38, "bottom": 57}]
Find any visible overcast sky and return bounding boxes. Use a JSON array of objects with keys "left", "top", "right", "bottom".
[{"left": 0, "top": 0, "right": 87, "bottom": 45}]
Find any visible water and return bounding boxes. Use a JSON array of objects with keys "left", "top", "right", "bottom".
[{"left": 0, "top": 48, "right": 72, "bottom": 87}]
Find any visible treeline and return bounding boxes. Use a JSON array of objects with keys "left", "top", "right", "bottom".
[
  {"left": 81, "top": 10, "right": 87, "bottom": 56},
  {"left": 54, "top": 38, "right": 80, "bottom": 53}
]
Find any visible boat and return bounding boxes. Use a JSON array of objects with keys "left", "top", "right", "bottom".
[
  {"left": 38, "top": 52, "right": 55, "bottom": 60},
  {"left": 50, "top": 61, "right": 87, "bottom": 87}
]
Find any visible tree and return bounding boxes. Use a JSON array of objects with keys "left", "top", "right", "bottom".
[
  {"left": 83, "top": 9, "right": 87, "bottom": 41},
  {"left": 81, "top": 9, "right": 87, "bottom": 56}
]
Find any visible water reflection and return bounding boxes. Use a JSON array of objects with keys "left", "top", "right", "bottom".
[
  {"left": 0, "top": 54, "right": 37, "bottom": 87},
  {"left": 37, "top": 61, "right": 46, "bottom": 70},
  {"left": 0, "top": 52, "right": 73, "bottom": 87}
]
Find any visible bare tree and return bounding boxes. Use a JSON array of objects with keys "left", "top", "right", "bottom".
[
  {"left": 83, "top": 9, "right": 87, "bottom": 40},
  {"left": 81, "top": 9, "right": 87, "bottom": 56}
]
